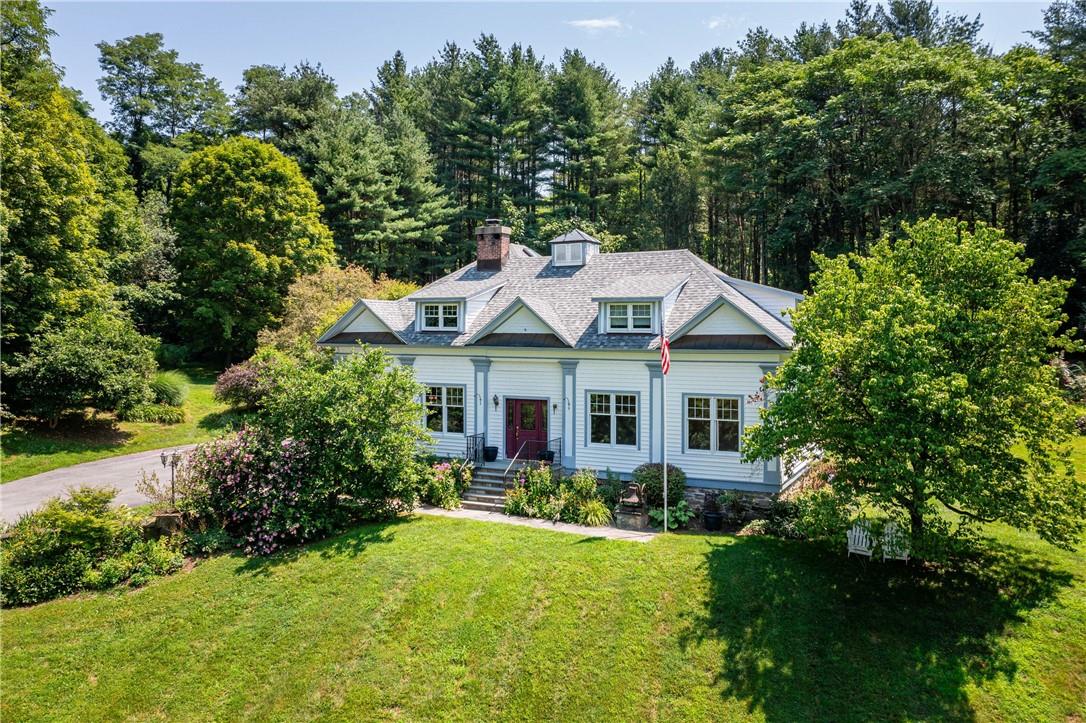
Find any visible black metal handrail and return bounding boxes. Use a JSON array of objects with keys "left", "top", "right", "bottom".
[
  {"left": 523, "top": 437, "right": 562, "bottom": 465},
  {"left": 465, "top": 433, "right": 485, "bottom": 464}
]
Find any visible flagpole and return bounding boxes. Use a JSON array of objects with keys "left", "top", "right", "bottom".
[
  {"left": 663, "top": 365, "right": 668, "bottom": 533},
  {"left": 662, "top": 331, "right": 668, "bottom": 533}
]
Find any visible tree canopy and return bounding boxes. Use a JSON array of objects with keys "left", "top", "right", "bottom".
[
  {"left": 169, "top": 137, "right": 335, "bottom": 357},
  {"left": 744, "top": 217, "right": 1085, "bottom": 548}
]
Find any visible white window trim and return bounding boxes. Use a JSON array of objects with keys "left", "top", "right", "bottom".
[
  {"left": 418, "top": 302, "right": 462, "bottom": 332},
  {"left": 683, "top": 394, "right": 743, "bottom": 455},
  {"left": 586, "top": 390, "right": 640, "bottom": 449},
  {"left": 425, "top": 384, "right": 466, "bottom": 436},
  {"left": 603, "top": 302, "right": 657, "bottom": 334}
]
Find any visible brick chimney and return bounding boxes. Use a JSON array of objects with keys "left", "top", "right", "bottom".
[{"left": 475, "top": 218, "right": 511, "bottom": 271}]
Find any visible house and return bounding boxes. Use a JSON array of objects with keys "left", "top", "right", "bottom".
[{"left": 318, "top": 220, "right": 808, "bottom": 499}]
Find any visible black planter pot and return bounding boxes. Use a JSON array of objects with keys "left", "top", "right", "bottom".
[
  {"left": 483, "top": 446, "right": 499, "bottom": 462},
  {"left": 537, "top": 450, "right": 555, "bottom": 463},
  {"left": 703, "top": 511, "right": 724, "bottom": 532}
]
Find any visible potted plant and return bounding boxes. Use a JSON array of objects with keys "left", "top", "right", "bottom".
[
  {"left": 702, "top": 492, "right": 723, "bottom": 532},
  {"left": 483, "top": 446, "right": 498, "bottom": 462}
]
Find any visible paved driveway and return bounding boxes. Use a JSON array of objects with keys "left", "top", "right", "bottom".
[{"left": 1, "top": 445, "right": 196, "bottom": 524}]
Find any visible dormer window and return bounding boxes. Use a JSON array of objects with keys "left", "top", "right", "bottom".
[
  {"left": 552, "top": 242, "right": 584, "bottom": 266},
  {"left": 422, "top": 302, "right": 460, "bottom": 331},
  {"left": 607, "top": 302, "right": 654, "bottom": 332},
  {"left": 549, "top": 229, "right": 601, "bottom": 268}
]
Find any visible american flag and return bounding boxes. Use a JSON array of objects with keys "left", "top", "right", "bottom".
[{"left": 660, "top": 335, "right": 671, "bottom": 375}]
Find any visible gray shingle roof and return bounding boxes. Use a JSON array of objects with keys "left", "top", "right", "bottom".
[{"left": 324, "top": 247, "right": 795, "bottom": 350}]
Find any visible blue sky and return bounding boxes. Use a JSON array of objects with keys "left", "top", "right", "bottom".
[{"left": 47, "top": 2, "right": 1048, "bottom": 124}]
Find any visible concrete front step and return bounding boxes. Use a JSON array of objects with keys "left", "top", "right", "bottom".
[
  {"left": 463, "top": 489, "right": 506, "bottom": 504},
  {"left": 461, "top": 499, "right": 505, "bottom": 512}
]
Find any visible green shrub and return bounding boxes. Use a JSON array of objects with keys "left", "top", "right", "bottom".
[
  {"left": 422, "top": 459, "right": 473, "bottom": 509},
  {"left": 792, "top": 487, "right": 853, "bottom": 542},
  {"left": 598, "top": 468, "right": 624, "bottom": 507},
  {"left": 0, "top": 487, "right": 143, "bottom": 606},
  {"left": 738, "top": 519, "right": 772, "bottom": 536},
  {"left": 634, "top": 463, "right": 686, "bottom": 509},
  {"left": 117, "top": 403, "right": 185, "bottom": 424},
  {"left": 577, "top": 499, "right": 613, "bottom": 527},
  {"left": 150, "top": 370, "right": 189, "bottom": 406},
  {"left": 9, "top": 310, "right": 157, "bottom": 425},
  {"left": 183, "top": 527, "right": 235, "bottom": 556},
  {"left": 156, "top": 343, "right": 191, "bottom": 368},
  {"left": 125, "top": 538, "right": 184, "bottom": 586},
  {"left": 190, "top": 348, "right": 427, "bottom": 554},
  {"left": 649, "top": 500, "right": 694, "bottom": 530},
  {"left": 504, "top": 466, "right": 612, "bottom": 525}
]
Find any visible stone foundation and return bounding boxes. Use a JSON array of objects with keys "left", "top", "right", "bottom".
[{"left": 682, "top": 486, "right": 777, "bottom": 531}]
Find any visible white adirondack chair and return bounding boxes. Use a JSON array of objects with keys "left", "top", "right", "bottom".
[
  {"left": 847, "top": 521, "right": 875, "bottom": 559},
  {"left": 881, "top": 522, "right": 910, "bottom": 563}
]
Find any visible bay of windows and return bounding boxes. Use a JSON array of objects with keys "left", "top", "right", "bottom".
[
  {"left": 422, "top": 303, "right": 460, "bottom": 330},
  {"left": 426, "top": 385, "right": 464, "bottom": 434},
  {"left": 589, "top": 392, "right": 638, "bottom": 446},
  {"left": 686, "top": 396, "right": 740, "bottom": 452}
]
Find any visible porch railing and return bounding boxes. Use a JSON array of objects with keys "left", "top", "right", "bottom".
[
  {"left": 523, "top": 437, "right": 562, "bottom": 465},
  {"left": 465, "top": 433, "right": 486, "bottom": 465}
]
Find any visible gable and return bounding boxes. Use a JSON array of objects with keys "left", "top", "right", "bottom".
[
  {"left": 490, "top": 305, "right": 555, "bottom": 335},
  {"left": 344, "top": 309, "right": 395, "bottom": 334},
  {"left": 683, "top": 302, "right": 765, "bottom": 336}
]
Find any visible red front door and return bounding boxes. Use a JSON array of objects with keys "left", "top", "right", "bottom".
[{"left": 505, "top": 399, "right": 548, "bottom": 458}]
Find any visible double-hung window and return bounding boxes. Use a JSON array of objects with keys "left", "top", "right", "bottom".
[
  {"left": 686, "top": 396, "right": 741, "bottom": 452},
  {"left": 588, "top": 392, "right": 638, "bottom": 447},
  {"left": 422, "top": 303, "right": 460, "bottom": 330},
  {"left": 607, "top": 303, "right": 653, "bottom": 332},
  {"left": 426, "top": 385, "right": 465, "bottom": 434}
]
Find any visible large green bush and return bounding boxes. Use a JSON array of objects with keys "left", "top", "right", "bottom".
[
  {"left": 0, "top": 487, "right": 167, "bottom": 607},
  {"left": 186, "top": 347, "right": 429, "bottom": 553},
  {"left": 633, "top": 463, "right": 687, "bottom": 509},
  {"left": 9, "top": 310, "right": 157, "bottom": 425}
]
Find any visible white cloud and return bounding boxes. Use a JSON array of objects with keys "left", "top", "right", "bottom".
[
  {"left": 566, "top": 17, "right": 626, "bottom": 34},
  {"left": 706, "top": 14, "right": 740, "bottom": 31}
]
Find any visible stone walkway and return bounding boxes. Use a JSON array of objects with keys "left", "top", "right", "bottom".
[
  {"left": 415, "top": 504, "right": 657, "bottom": 542},
  {"left": 1, "top": 445, "right": 197, "bottom": 523}
]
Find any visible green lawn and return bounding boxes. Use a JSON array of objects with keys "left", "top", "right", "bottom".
[
  {"left": 3, "top": 514, "right": 1083, "bottom": 721},
  {"left": 0, "top": 367, "right": 235, "bottom": 483}
]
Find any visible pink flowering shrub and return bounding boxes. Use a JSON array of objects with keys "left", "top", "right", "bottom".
[
  {"left": 422, "top": 459, "right": 473, "bottom": 509},
  {"left": 188, "top": 427, "right": 329, "bottom": 554},
  {"left": 213, "top": 358, "right": 272, "bottom": 409},
  {"left": 189, "top": 347, "right": 428, "bottom": 555}
]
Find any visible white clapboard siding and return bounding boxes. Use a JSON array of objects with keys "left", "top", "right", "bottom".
[
  {"left": 343, "top": 309, "right": 393, "bottom": 333},
  {"left": 412, "top": 355, "right": 475, "bottom": 458},
  {"left": 663, "top": 360, "right": 764, "bottom": 485},
  {"left": 487, "top": 359, "right": 565, "bottom": 460},
  {"left": 686, "top": 303, "right": 765, "bottom": 336},
  {"left": 573, "top": 358, "right": 652, "bottom": 474},
  {"left": 492, "top": 305, "right": 553, "bottom": 335},
  {"left": 727, "top": 280, "right": 800, "bottom": 329}
]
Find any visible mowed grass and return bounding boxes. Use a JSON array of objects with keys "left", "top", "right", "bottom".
[
  {"left": 3, "top": 513, "right": 1083, "bottom": 722},
  {"left": 0, "top": 367, "right": 234, "bottom": 483}
]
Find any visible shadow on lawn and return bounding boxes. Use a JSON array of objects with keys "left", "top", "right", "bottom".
[
  {"left": 234, "top": 517, "right": 410, "bottom": 577},
  {"left": 1, "top": 415, "right": 133, "bottom": 456},
  {"left": 682, "top": 536, "right": 1075, "bottom": 722}
]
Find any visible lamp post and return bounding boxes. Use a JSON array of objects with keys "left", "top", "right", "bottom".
[{"left": 159, "top": 450, "right": 182, "bottom": 510}]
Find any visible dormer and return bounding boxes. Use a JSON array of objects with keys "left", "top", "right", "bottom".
[
  {"left": 407, "top": 284, "right": 503, "bottom": 333},
  {"left": 592, "top": 274, "right": 689, "bottom": 335},
  {"left": 548, "top": 229, "right": 601, "bottom": 268}
]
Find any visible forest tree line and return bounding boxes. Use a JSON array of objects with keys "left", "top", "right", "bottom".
[{"left": 2, "top": 0, "right": 1084, "bottom": 395}]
